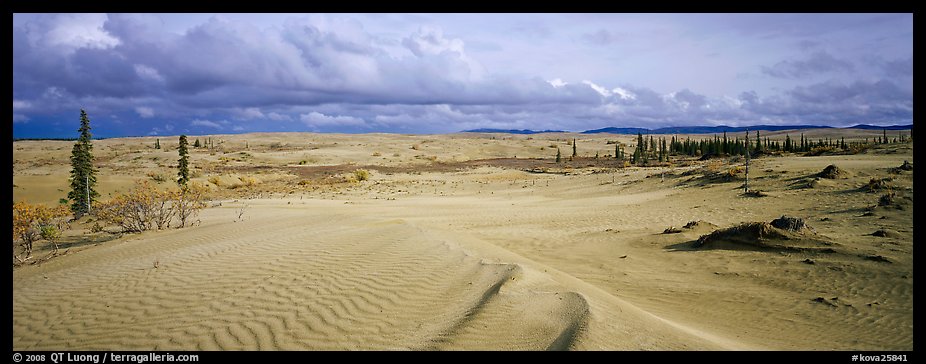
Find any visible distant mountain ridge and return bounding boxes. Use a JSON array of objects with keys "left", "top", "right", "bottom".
[
  {"left": 463, "top": 124, "right": 912, "bottom": 135},
  {"left": 462, "top": 128, "right": 565, "bottom": 134},
  {"left": 846, "top": 124, "right": 914, "bottom": 131},
  {"left": 584, "top": 124, "right": 914, "bottom": 134}
]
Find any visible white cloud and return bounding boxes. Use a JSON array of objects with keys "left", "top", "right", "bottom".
[
  {"left": 300, "top": 111, "right": 365, "bottom": 127},
  {"left": 13, "top": 114, "right": 29, "bottom": 123},
  {"left": 233, "top": 107, "right": 265, "bottom": 120},
  {"left": 403, "top": 26, "right": 465, "bottom": 57},
  {"left": 134, "top": 64, "right": 165, "bottom": 83},
  {"left": 612, "top": 87, "right": 636, "bottom": 100},
  {"left": 135, "top": 106, "right": 155, "bottom": 118},
  {"left": 266, "top": 112, "right": 291, "bottom": 121},
  {"left": 30, "top": 13, "right": 120, "bottom": 53},
  {"left": 13, "top": 100, "right": 31, "bottom": 110},
  {"left": 191, "top": 119, "right": 224, "bottom": 128},
  {"left": 548, "top": 78, "right": 568, "bottom": 88},
  {"left": 582, "top": 80, "right": 612, "bottom": 97}
]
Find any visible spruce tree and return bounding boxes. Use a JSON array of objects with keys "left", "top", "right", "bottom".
[
  {"left": 555, "top": 147, "right": 562, "bottom": 163},
  {"left": 68, "top": 109, "right": 99, "bottom": 217},
  {"left": 572, "top": 138, "right": 577, "bottom": 157},
  {"left": 194, "top": 138, "right": 201, "bottom": 148},
  {"left": 155, "top": 138, "right": 160, "bottom": 149},
  {"left": 722, "top": 131, "right": 728, "bottom": 154},
  {"left": 177, "top": 135, "right": 190, "bottom": 187},
  {"left": 754, "top": 130, "right": 762, "bottom": 153}
]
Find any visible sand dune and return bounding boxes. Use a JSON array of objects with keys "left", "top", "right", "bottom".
[
  {"left": 13, "top": 202, "right": 733, "bottom": 350},
  {"left": 13, "top": 132, "right": 912, "bottom": 350}
]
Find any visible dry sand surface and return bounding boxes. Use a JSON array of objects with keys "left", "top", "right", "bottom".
[{"left": 13, "top": 131, "right": 913, "bottom": 350}]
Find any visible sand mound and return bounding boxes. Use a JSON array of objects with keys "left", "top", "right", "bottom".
[
  {"left": 744, "top": 190, "right": 769, "bottom": 197},
  {"left": 890, "top": 160, "right": 913, "bottom": 173},
  {"left": 683, "top": 220, "right": 704, "bottom": 229},
  {"left": 875, "top": 191, "right": 911, "bottom": 211},
  {"left": 770, "top": 216, "right": 810, "bottom": 233},
  {"left": 694, "top": 219, "right": 833, "bottom": 252},
  {"left": 863, "top": 177, "right": 893, "bottom": 192},
  {"left": 665, "top": 220, "right": 719, "bottom": 234},
  {"left": 817, "top": 165, "right": 844, "bottom": 179},
  {"left": 871, "top": 228, "right": 902, "bottom": 238},
  {"left": 663, "top": 227, "right": 683, "bottom": 234}
]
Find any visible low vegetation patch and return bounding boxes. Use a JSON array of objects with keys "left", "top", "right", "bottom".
[
  {"left": 13, "top": 202, "right": 70, "bottom": 263},
  {"left": 353, "top": 169, "right": 371, "bottom": 182},
  {"left": 95, "top": 180, "right": 209, "bottom": 233}
]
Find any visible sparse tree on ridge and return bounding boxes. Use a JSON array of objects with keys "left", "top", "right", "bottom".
[
  {"left": 744, "top": 130, "right": 751, "bottom": 193},
  {"left": 177, "top": 135, "right": 190, "bottom": 187},
  {"left": 68, "top": 109, "right": 99, "bottom": 217},
  {"left": 754, "top": 130, "right": 762, "bottom": 153}
]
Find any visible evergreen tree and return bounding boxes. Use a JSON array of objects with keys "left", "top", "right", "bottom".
[
  {"left": 744, "top": 131, "right": 750, "bottom": 192},
  {"left": 615, "top": 144, "right": 620, "bottom": 160},
  {"left": 572, "top": 138, "right": 577, "bottom": 157},
  {"left": 555, "top": 147, "right": 562, "bottom": 163},
  {"left": 177, "top": 135, "right": 190, "bottom": 187},
  {"left": 754, "top": 130, "right": 762, "bottom": 153},
  {"left": 68, "top": 109, "right": 100, "bottom": 217},
  {"left": 155, "top": 138, "right": 161, "bottom": 149},
  {"left": 194, "top": 138, "right": 201, "bottom": 148},
  {"left": 883, "top": 129, "right": 888, "bottom": 144}
]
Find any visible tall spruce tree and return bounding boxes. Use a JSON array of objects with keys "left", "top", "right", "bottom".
[
  {"left": 194, "top": 138, "right": 201, "bottom": 148},
  {"left": 572, "top": 138, "right": 577, "bottom": 157},
  {"left": 155, "top": 138, "right": 161, "bottom": 149},
  {"left": 754, "top": 130, "right": 762, "bottom": 153},
  {"left": 177, "top": 135, "right": 190, "bottom": 187},
  {"left": 555, "top": 147, "right": 562, "bottom": 163},
  {"left": 68, "top": 109, "right": 99, "bottom": 217}
]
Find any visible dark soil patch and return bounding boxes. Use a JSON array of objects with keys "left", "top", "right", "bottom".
[{"left": 864, "top": 255, "right": 893, "bottom": 263}]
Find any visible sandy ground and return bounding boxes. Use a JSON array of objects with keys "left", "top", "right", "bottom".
[{"left": 12, "top": 131, "right": 913, "bottom": 350}]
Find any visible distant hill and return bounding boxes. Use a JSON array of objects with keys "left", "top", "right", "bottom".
[
  {"left": 584, "top": 125, "right": 834, "bottom": 134},
  {"left": 462, "top": 128, "right": 565, "bottom": 134},
  {"left": 847, "top": 124, "right": 913, "bottom": 130},
  {"left": 583, "top": 124, "right": 912, "bottom": 135},
  {"left": 458, "top": 124, "right": 913, "bottom": 135},
  {"left": 580, "top": 127, "right": 652, "bottom": 134}
]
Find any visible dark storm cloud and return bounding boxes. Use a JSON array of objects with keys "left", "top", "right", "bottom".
[
  {"left": 761, "top": 52, "right": 855, "bottom": 79},
  {"left": 11, "top": 14, "right": 914, "bottom": 138}
]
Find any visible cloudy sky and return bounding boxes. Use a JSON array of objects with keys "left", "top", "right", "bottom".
[{"left": 12, "top": 13, "right": 913, "bottom": 138}]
